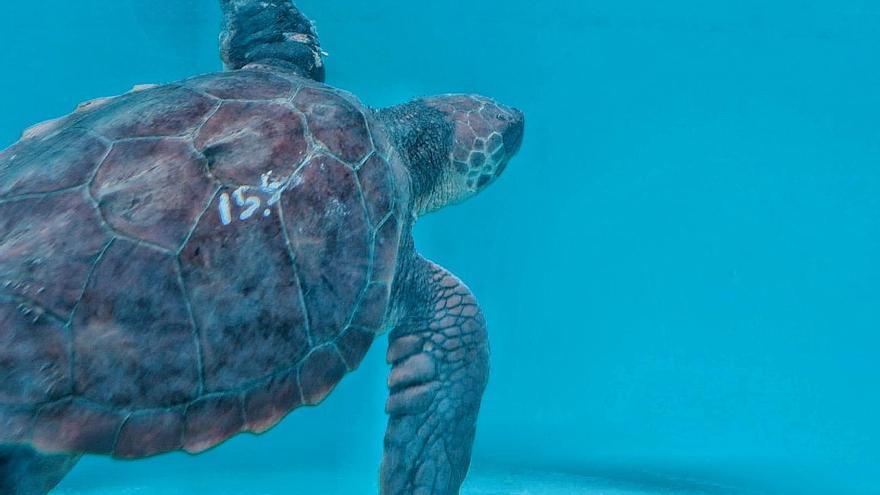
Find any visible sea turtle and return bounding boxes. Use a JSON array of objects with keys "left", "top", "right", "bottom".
[{"left": 0, "top": 1, "right": 524, "bottom": 494}]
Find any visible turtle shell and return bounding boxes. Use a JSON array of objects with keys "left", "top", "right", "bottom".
[{"left": 0, "top": 68, "right": 410, "bottom": 457}]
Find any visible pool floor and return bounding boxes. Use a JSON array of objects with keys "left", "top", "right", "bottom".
[{"left": 55, "top": 463, "right": 759, "bottom": 495}]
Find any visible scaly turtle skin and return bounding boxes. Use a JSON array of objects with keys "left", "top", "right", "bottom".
[{"left": 0, "top": 1, "right": 524, "bottom": 494}]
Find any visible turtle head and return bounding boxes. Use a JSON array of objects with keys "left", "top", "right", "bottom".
[{"left": 379, "top": 94, "right": 524, "bottom": 216}]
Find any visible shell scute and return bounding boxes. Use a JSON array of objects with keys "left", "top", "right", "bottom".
[
  {"left": 243, "top": 372, "right": 302, "bottom": 434},
  {"left": 79, "top": 85, "right": 217, "bottom": 141},
  {"left": 336, "top": 326, "right": 375, "bottom": 371},
  {"left": 357, "top": 153, "right": 395, "bottom": 226},
  {"left": 32, "top": 399, "right": 124, "bottom": 455},
  {"left": 185, "top": 70, "right": 296, "bottom": 100},
  {"left": 0, "top": 191, "right": 111, "bottom": 318},
  {"left": 179, "top": 192, "right": 310, "bottom": 392},
  {"left": 351, "top": 282, "right": 391, "bottom": 332},
  {"left": 299, "top": 345, "right": 347, "bottom": 405},
  {"left": 372, "top": 214, "right": 402, "bottom": 286},
  {"left": 21, "top": 116, "right": 72, "bottom": 141},
  {"left": 90, "top": 139, "right": 216, "bottom": 251},
  {"left": 194, "top": 100, "right": 308, "bottom": 186},
  {"left": 0, "top": 128, "right": 108, "bottom": 198},
  {"left": 0, "top": 300, "right": 71, "bottom": 405},
  {"left": 114, "top": 408, "right": 185, "bottom": 458},
  {"left": 280, "top": 154, "right": 371, "bottom": 344},
  {"left": 183, "top": 395, "right": 244, "bottom": 454},
  {"left": 0, "top": 408, "right": 32, "bottom": 444},
  {"left": 72, "top": 240, "right": 200, "bottom": 408},
  {"left": 293, "top": 86, "right": 372, "bottom": 164}
]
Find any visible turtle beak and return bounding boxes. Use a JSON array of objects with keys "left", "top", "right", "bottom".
[
  {"left": 502, "top": 108, "right": 525, "bottom": 156},
  {"left": 492, "top": 109, "right": 524, "bottom": 179}
]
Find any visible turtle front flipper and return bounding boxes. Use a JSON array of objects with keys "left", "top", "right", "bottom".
[
  {"left": 219, "top": 0, "right": 324, "bottom": 81},
  {"left": 382, "top": 257, "right": 490, "bottom": 495}
]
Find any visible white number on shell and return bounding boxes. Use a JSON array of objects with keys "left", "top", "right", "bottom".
[
  {"left": 233, "top": 188, "right": 261, "bottom": 220},
  {"left": 218, "top": 173, "right": 287, "bottom": 226},
  {"left": 219, "top": 186, "right": 267, "bottom": 225}
]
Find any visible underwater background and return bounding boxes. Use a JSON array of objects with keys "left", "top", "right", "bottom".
[{"left": 1, "top": 0, "right": 878, "bottom": 494}]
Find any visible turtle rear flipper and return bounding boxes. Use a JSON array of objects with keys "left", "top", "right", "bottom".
[
  {"left": 219, "top": 0, "right": 325, "bottom": 81},
  {"left": 0, "top": 445, "right": 79, "bottom": 495}
]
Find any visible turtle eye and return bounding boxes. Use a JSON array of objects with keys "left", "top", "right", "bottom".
[{"left": 496, "top": 113, "right": 509, "bottom": 121}]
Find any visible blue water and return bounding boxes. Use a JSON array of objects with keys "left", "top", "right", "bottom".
[{"left": 1, "top": 1, "right": 879, "bottom": 494}]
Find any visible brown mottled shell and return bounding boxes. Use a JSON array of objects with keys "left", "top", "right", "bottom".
[{"left": 0, "top": 69, "right": 409, "bottom": 457}]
